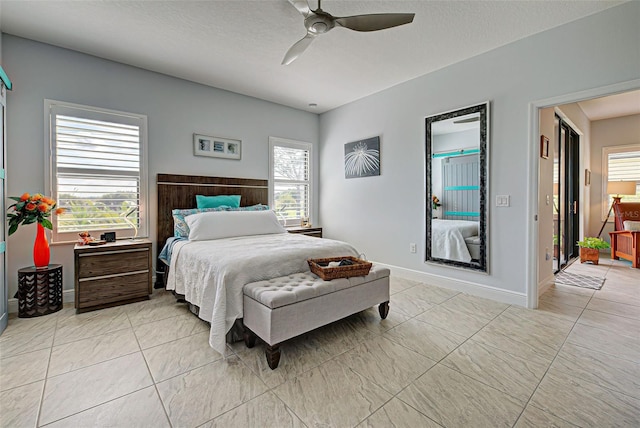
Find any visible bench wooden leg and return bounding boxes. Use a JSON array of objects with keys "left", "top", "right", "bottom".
[
  {"left": 266, "top": 344, "right": 281, "bottom": 370},
  {"left": 243, "top": 328, "right": 256, "bottom": 348},
  {"left": 379, "top": 301, "right": 389, "bottom": 319}
]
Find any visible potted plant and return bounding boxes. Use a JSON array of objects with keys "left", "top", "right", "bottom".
[
  {"left": 577, "top": 237, "right": 610, "bottom": 265},
  {"left": 432, "top": 195, "right": 441, "bottom": 210},
  {"left": 7, "top": 193, "right": 64, "bottom": 268}
]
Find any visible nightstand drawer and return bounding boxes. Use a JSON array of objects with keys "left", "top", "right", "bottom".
[
  {"left": 77, "top": 272, "right": 150, "bottom": 308},
  {"left": 74, "top": 239, "right": 152, "bottom": 313},
  {"left": 77, "top": 248, "right": 150, "bottom": 279}
]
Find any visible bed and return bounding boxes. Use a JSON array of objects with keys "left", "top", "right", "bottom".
[
  {"left": 156, "top": 174, "right": 361, "bottom": 355},
  {"left": 431, "top": 219, "right": 480, "bottom": 263}
]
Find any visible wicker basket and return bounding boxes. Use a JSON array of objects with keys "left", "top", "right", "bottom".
[{"left": 307, "top": 256, "right": 372, "bottom": 280}]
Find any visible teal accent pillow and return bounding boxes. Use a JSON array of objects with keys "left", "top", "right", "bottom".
[
  {"left": 172, "top": 204, "right": 269, "bottom": 237},
  {"left": 196, "top": 194, "right": 241, "bottom": 209}
]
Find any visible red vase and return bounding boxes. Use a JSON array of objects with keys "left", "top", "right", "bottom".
[{"left": 33, "top": 223, "right": 50, "bottom": 269}]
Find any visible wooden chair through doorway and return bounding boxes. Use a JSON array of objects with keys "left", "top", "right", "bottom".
[{"left": 609, "top": 202, "right": 640, "bottom": 268}]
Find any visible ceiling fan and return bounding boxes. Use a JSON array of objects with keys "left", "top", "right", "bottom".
[{"left": 282, "top": 0, "right": 415, "bottom": 65}]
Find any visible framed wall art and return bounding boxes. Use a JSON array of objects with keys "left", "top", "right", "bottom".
[
  {"left": 344, "top": 136, "right": 380, "bottom": 179},
  {"left": 194, "top": 134, "right": 241, "bottom": 160},
  {"left": 540, "top": 135, "right": 549, "bottom": 159}
]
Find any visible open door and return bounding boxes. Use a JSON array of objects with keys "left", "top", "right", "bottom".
[{"left": 553, "top": 114, "right": 581, "bottom": 272}]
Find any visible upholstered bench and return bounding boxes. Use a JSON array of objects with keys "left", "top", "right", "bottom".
[{"left": 242, "top": 265, "right": 390, "bottom": 369}]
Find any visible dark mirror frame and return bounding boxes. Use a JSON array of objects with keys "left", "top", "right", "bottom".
[{"left": 425, "top": 102, "right": 489, "bottom": 273}]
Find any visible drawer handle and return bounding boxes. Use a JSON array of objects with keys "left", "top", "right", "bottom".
[
  {"left": 78, "top": 269, "right": 149, "bottom": 282},
  {"left": 79, "top": 248, "right": 149, "bottom": 257}
]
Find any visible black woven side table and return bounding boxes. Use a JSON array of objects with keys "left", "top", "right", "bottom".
[{"left": 17, "top": 264, "right": 63, "bottom": 318}]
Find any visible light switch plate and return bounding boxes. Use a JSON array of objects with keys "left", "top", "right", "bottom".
[{"left": 496, "top": 195, "right": 510, "bottom": 207}]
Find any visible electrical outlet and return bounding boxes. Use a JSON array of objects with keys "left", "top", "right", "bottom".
[{"left": 409, "top": 243, "right": 417, "bottom": 253}]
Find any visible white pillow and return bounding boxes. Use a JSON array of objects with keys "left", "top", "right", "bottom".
[
  {"left": 623, "top": 220, "right": 640, "bottom": 231},
  {"left": 186, "top": 210, "right": 286, "bottom": 241}
]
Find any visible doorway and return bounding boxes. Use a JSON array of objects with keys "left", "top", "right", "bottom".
[
  {"left": 553, "top": 115, "right": 581, "bottom": 273},
  {"left": 529, "top": 80, "right": 640, "bottom": 309}
]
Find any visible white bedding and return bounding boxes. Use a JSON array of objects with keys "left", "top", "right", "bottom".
[
  {"left": 431, "top": 220, "right": 479, "bottom": 263},
  {"left": 166, "top": 233, "right": 358, "bottom": 355}
]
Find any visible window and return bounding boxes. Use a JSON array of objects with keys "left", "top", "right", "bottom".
[
  {"left": 269, "top": 137, "right": 312, "bottom": 227},
  {"left": 602, "top": 144, "right": 640, "bottom": 220},
  {"left": 45, "top": 100, "right": 148, "bottom": 242}
]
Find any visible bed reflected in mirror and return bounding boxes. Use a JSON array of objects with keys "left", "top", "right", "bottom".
[{"left": 425, "top": 102, "right": 489, "bottom": 272}]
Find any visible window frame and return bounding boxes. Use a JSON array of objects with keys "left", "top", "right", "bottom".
[
  {"left": 44, "top": 99, "right": 149, "bottom": 243},
  {"left": 268, "top": 136, "right": 312, "bottom": 228},
  {"left": 601, "top": 143, "right": 640, "bottom": 221}
]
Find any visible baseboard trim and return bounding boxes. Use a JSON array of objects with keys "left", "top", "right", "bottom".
[
  {"left": 538, "top": 273, "right": 555, "bottom": 301},
  {"left": 375, "top": 262, "right": 528, "bottom": 307}
]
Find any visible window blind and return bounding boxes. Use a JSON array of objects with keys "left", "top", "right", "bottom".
[
  {"left": 47, "top": 101, "right": 147, "bottom": 241},
  {"left": 271, "top": 141, "right": 311, "bottom": 226},
  {"left": 607, "top": 150, "right": 640, "bottom": 204},
  {"left": 603, "top": 146, "right": 640, "bottom": 220},
  {"left": 608, "top": 150, "right": 640, "bottom": 181}
]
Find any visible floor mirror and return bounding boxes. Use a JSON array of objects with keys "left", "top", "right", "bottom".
[{"left": 425, "top": 102, "right": 489, "bottom": 272}]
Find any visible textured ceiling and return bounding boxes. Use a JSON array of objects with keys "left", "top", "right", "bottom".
[
  {"left": 577, "top": 90, "right": 640, "bottom": 121},
  {"left": 0, "top": 0, "right": 626, "bottom": 113}
]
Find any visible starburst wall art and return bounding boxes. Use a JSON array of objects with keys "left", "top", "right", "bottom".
[{"left": 344, "top": 136, "right": 380, "bottom": 179}]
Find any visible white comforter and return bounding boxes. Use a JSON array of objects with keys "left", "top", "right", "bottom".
[
  {"left": 167, "top": 233, "right": 358, "bottom": 355},
  {"left": 431, "top": 220, "right": 479, "bottom": 263}
]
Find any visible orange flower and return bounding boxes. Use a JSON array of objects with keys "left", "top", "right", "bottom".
[{"left": 8, "top": 193, "right": 60, "bottom": 236}]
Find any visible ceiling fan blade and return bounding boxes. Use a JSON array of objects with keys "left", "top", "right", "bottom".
[
  {"left": 288, "top": 0, "right": 311, "bottom": 17},
  {"left": 282, "top": 33, "right": 316, "bottom": 65},
  {"left": 335, "top": 13, "right": 415, "bottom": 32}
]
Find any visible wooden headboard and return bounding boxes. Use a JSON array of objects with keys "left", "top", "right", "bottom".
[{"left": 156, "top": 174, "right": 268, "bottom": 257}]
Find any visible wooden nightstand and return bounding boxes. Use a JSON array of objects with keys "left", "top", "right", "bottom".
[
  {"left": 74, "top": 239, "right": 152, "bottom": 313},
  {"left": 287, "top": 227, "right": 323, "bottom": 238}
]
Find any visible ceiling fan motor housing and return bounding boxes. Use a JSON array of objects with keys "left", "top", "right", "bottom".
[{"left": 305, "top": 11, "right": 335, "bottom": 34}]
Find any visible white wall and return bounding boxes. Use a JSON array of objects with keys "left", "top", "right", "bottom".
[
  {"left": 589, "top": 113, "right": 640, "bottom": 239},
  {"left": 3, "top": 35, "right": 319, "bottom": 299},
  {"left": 319, "top": 2, "right": 640, "bottom": 304}
]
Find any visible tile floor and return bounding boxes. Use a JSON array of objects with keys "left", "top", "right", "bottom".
[{"left": 1, "top": 256, "right": 639, "bottom": 427}]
